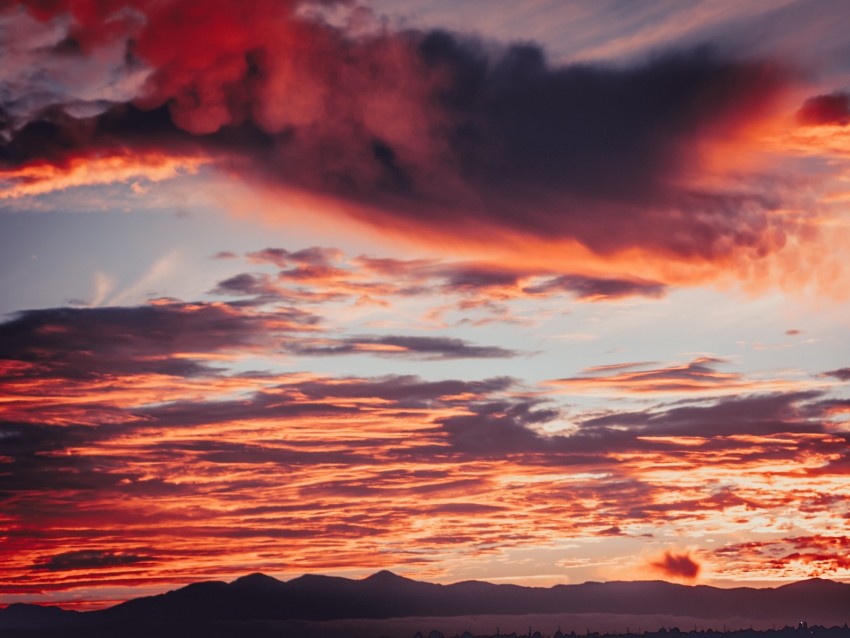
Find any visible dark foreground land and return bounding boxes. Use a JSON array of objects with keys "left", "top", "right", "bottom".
[
  {"left": 2, "top": 572, "right": 849, "bottom": 637},
  {"left": 1, "top": 620, "right": 849, "bottom": 638},
  {"left": 428, "top": 627, "right": 850, "bottom": 638}
]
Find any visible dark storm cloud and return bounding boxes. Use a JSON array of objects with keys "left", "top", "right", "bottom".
[
  {"left": 0, "top": 0, "right": 794, "bottom": 261},
  {"left": 0, "top": 103, "right": 204, "bottom": 165}
]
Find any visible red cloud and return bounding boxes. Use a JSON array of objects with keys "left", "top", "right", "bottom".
[
  {"left": 797, "top": 92, "right": 850, "bottom": 126},
  {"left": 714, "top": 536, "right": 850, "bottom": 579},
  {"left": 0, "top": 0, "right": 799, "bottom": 274},
  {"left": 649, "top": 550, "right": 701, "bottom": 581}
]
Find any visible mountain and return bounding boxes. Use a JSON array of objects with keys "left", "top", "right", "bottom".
[
  {"left": 2, "top": 573, "right": 850, "bottom": 635},
  {"left": 0, "top": 603, "right": 84, "bottom": 631}
]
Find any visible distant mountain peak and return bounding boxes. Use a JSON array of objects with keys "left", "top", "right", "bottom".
[
  {"left": 231, "top": 572, "right": 281, "bottom": 587},
  {"left": 364, "top": 569, "right": 408, "bottom": 582},
  {"left": 779, "top": 577, "right": 842, "bottom": 590}
]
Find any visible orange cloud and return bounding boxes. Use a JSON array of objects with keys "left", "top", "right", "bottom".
[
  {"left": 0, "top": 153, "right": 207, "bottom": 199},
  {"left": 2, "top": 367, "right": 849, "bottom": 606},
  {"left": 547, "top": 357, "right": 804, "bottom": 396}
]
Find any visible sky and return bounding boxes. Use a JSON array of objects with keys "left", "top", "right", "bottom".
[{"left": 1, "top": 0, "right": 850, "bottom": 610}]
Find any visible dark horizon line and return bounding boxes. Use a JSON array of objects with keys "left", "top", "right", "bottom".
[
  {"left": 421, "top": 624, "right": 850, "bottom": 638},
  {"left": 3, "top": 570, "right": 848, "bottom": 613}
]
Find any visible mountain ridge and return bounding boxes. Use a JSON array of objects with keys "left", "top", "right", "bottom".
[{"left": 2, "top": 572, "right": 849, "bottom": 632}]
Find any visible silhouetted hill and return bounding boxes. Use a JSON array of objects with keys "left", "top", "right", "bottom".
[
  {"left": 0, "top": 603, "right": 84, "bottom": 631},
  {"left": 2, "top": 573, "right": 850, "bottom": 634}
]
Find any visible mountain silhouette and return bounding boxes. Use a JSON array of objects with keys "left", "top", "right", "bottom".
[
  {"left": 0, "top": 603, "right": 83, "bottom": 630},
  {"left": 3, "top": 573, "right": 850, "bottom": 635}
]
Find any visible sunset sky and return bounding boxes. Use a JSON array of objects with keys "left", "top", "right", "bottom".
[{"left": 2, "top": 0, "right": 850, "bottom": 610}]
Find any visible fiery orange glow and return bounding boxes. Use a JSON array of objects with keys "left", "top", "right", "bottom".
[{"left": 0, "top": 153, "right": 208, "bottom": 199}]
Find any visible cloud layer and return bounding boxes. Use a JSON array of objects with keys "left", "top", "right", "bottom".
[
  {"left": 1, "top": 265, "right": 849, "bottom": 603},
  {"left": 0, "top": 0, "right": 804, "bottom": 272},
  {"left": 2, "top": 0, "right": 850, "bottom": 610}
]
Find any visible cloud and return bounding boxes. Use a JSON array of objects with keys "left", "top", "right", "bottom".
[
  {"left": 33, "top": 549, "right": 152, "bottom": 572},
  {"left": 206, "top": 246, "right": 670, "bottom": 329},
  {"left": 579, "top": 390, "right": 826, "bottom": 439},
  {"left": 648, "top": 550, "right": 701, "bottom": 581},
  {"left": 823, "top": 367, "right": 850, "bottom": 382},
  {"left": 0, "top": 300, "right": 319, "bottom": 381},
  {"left": 286, "top": 334, "right": 521, "bottom": 359},
  {"left": 549, "top": 357, "right": 757, "bottom": 395},
  {"left": 438, "top": 399, "right": 561, "bottom": 457},
  {"left": 426, "top": 388, "right": 840, "bottom": 476},
  {"left": 439, "top": 267, "right": 522, "bottom": 292},
  {"left": 3, "top": 329, "right": 850, "bottom": 601},
  {"left": 0, "top": 420, "right": 108, "bottom": 497},
  {"left": 0, "top": 153, "right": 204, "bottom": 199},
  {"left": 247, "top": 246, "right": 343, "bottom": 269},
  {"left": 0, "top": 365, "right": 535, "bottom": 597},
  {"left": 583, "top": 362, "right": 658, "bottom": 373},
  {"left": 210, "top": 272, "right": 287, "bottom": 304},
  {"left": 797, "top": 92, "right": 850, "bottom": 126},
  {"left": 714, "top": 536, "right": 850, "bottom": 579},
  {"left": 0, "top": 1, "right": 798, "bottom": 271},
  {"left": 0, "top": 3, "right": 847, "bottom": 594},
  {"left": 523, "top": 274, "right": 666, "bottom": 301}
]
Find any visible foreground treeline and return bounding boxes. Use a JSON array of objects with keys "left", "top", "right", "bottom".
[
  {"left": 3, "top": 622, "right": 850, "bottom": 638},
  {"left": 415, "top": 623, "right": 850, "bottom": 638}
]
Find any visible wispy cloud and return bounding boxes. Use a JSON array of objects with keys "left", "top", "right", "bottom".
[{"left": 2, "top": 298, "right": 849, "bottom": 601}]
